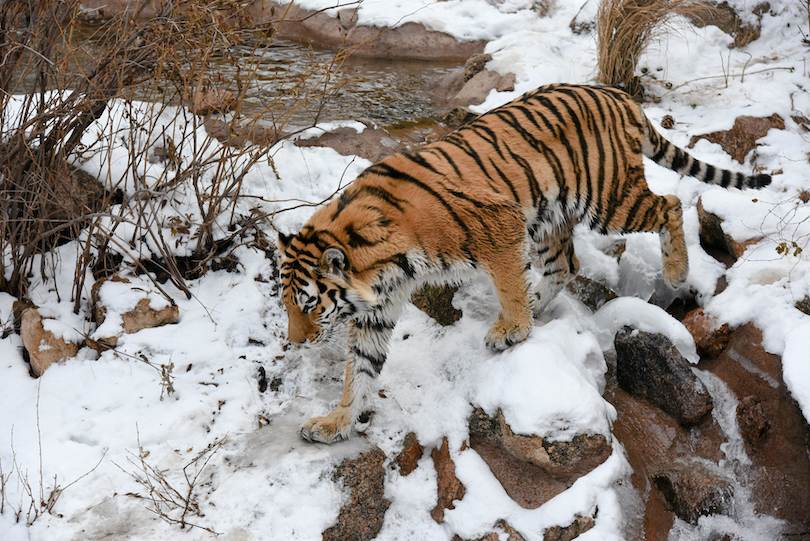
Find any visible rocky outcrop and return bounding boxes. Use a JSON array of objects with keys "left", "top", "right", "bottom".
[
  {"left": 323, "top": 447, "right": 390, "bottom": 541},
  {"left": 249, "top": 2, "right": 486, "bottom": 60},
  {"left": 614, "top": 329, "right": 713, "bottom": 426}
]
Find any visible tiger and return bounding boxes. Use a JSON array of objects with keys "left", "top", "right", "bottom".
[{"left": 277, "top": 83, "right": 771, "bottom": 444}]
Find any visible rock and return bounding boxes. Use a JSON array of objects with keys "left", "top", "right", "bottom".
[
  {"left": 293, "top": 121, "right": 406, "bottom": 164},
  {"left": 681, "top": 307, "right": 731, "bottom": 358},
  {"left": 90, "top": 275, "right": 179, "bottom": 351},
  {"left": 323, "top": 447, "right": 390, "bottom": 541},
  {"left": 394, "top": 432, "right": 424, "bottom": 476},
  {"left": 498, "top": 411, "right": 611, "bottom": 478},
  {"left": 431, "top": 437, "right": 466, "bottom": 523},
  {"left": 251, "top": 3, "right": 486, "bottom": 60},
  {"left": 700, "top": 324, "right": 810, "bottom": 527},
  {"left": 614, "top": 329, "right": 713, "bottom": 426},
  {"left": 688, "top": 114, "right": 784, "bottom": 164},
  {"left": 652, "top": 463, "right": 734, "bottom": 524},
  {"left": 687, "top": 1, "right": 770, "bottom": 48},
  {"left": 464, "top": 53, "right": 492, "bottom": 81},
  {"left": 411, "top": 284, "right": 462, "bottom": 326},
  {"left": 443, "top": 107, "right": 479, "bottom": 128},
  {"left": 737, "top": 395, "right": 769, "bottom": 443},
  {"left": 795, "top": 296, "right": 810, "bottom": 316},
  {"left": 697, "top": 197, "right": 759, "bottom": 263},
  {"left": 544, "top": 516, "right": 595, "bottom": 541},
  {"left": 20, "top": 306, "right": 79, "bottom": 377},
  {"left": 564, "top": 275, "right": 617, "bottom": 312},
  {"left": 450, "top": 69, "right": 506, "bottom": 107},
  {"left": 191, "top": 89, "right": 236, "bottom": 116},
  {"left": 603, "top": 380, "right": 727, "bottom": 540},
  {"left": 467, "top": 408, "right": 611, "bottom": 509}
]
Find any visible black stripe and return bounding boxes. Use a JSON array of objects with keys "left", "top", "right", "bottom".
[{"left": 367, "top": 163, "right": 470, "bottom": 232}]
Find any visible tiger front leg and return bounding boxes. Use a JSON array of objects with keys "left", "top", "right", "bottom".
[
  {"left": 300, "top": 313, "right": 393, "bottom": 443},
  {"left": 482, "top": 252, "right": 533, "bottom": 351}
]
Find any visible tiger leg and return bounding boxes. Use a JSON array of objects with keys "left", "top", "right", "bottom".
[
  {"left": 606, "top": 188, "right": 688, "bottom": 288},
  {"left": 531, "top": 227, "right": 580, "bottom": 317},
  {"left": 300, "top": 311, "right": 394, "bottom": 443},
  {"left": 480, "top": 233, "right": 533, "bottom": 351}
]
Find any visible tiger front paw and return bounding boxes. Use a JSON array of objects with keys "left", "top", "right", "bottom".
[
  {"left": 299, "top": 408, "right": 353, "bottom": 444},
  {"left": 485, "top": 319, "right": 531, "bottom": 351}
]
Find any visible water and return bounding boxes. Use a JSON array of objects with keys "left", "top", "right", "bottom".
[{"left": 669, "top": 370, "right": 786, "bottom": 541}]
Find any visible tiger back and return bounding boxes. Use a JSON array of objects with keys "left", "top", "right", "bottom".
[{"left": 278, "top": 83, "right": 771, "bottom": 444}]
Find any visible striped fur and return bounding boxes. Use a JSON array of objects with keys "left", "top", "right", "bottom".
[{"left": 278, "top": 83, "right": 771, "bottom": 443}]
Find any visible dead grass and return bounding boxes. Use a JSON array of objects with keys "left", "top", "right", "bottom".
[{"left": 596, "top": 0, "right": 717, "bottom": 98}]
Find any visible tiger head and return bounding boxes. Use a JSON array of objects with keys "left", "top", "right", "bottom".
[{"left": 277, "top": 230, "right": 368, "bottom": 345}]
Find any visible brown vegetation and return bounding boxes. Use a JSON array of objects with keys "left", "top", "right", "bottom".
[{"left": 596, "top": 0, "right": 715, "bottom": 97}]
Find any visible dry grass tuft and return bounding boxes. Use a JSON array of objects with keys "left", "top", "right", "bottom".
[{"left": 596, "top": 0, "right": 716, "bottom": 98}]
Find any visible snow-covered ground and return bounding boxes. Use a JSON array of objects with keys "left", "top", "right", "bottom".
[{"left": 2, "top": 1, "right": 809, "bottom": 539}]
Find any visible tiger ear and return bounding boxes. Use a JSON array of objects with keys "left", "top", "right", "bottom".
[
  {"left": 277, "top": 232, "right": 294, "bottom": 250},
  {"left": 320, "top": 246, "right": 349, "bottom": 277}
]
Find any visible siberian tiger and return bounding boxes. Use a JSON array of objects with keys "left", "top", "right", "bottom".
[{"left": 277, "top": 83, "right": 771, "bottom": 444}]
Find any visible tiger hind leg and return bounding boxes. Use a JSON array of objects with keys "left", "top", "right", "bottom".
[
  {"left": 531, "top": 227, "right": 580, "bottom": 317},
  {"left": 605, "top": 187, "right": 688, "bottom": 289}
]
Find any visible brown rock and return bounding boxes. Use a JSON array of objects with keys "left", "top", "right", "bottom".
[
  {"left": 191, "top": 89, "right": 236, "bottom": 116},
  {"left": 498, "top": 411, "right": 611, "bottom": 478},
  {"left": 464, "top": 53, "right": 492, "bottom": 81},
  {"left": 323, "top": 447, "right": 390, "bottom": 541},
  {"left": 689, "top": 114, "right": 784, "bottom": 164},
  {"left": 293, "top": 121, "right": 406, "bottom": 164},
  {"left": 699, "top": 324, "right": 810, "bottom": 528},
  {"left": 450, "top": 69, "right": 506, "bottom": 107},
  {"left": 737, "top": 395, "right": 769, "bottom": 443},
  {"left": 682, "top": 307, "right": 731, "bottom": 358},
  {"left": 20, "top": 307, "right": 79, "bottom": 377},
  {"left": 687, "top": 1, "right": 770, "bottom": 48},
  {"left": 90, "top": 275, "right": 179, "bottom": 351},
  {"left": 467, "top": 408, "right": 610, "bottom": 509},
  {"left": 252, "top": 3, "right": 486, "bottom": 60},
  {"left": 544, "top": 516, "right": 595, "bottom": 541},
  {"left": 603, "top": 382, "right": 727, "bottom": 541},
  {"left": 411, "top": 284, "right": 462, "bottom": 326},
  {"left": 564, "top": 275, "right": 617, "bottom": 312},
  {"left": 652, "top": 463, "right": 734, "bottom": 524},
  {"left": 121, "top": 298, "right": 180, "bottom": 334},
  {"left": 697, "top": 197, "right": 760, "bottom": 263},
  {"left": 431, "top": 437, "right": 466, "bottom": 523},
  {"left": 394, "top": 432, "right": 424, "bottom": 476},
  {"left": 469, "top": 437, "right": 571, "bottom": 509}
]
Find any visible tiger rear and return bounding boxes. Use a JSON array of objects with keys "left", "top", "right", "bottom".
[{"left": 277, "top": 83, "right": 771, "bottom": 444}]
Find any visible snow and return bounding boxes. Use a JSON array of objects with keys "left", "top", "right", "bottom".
[{"left": 2, "top": 0, "right": 810, "bottom": 540}]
